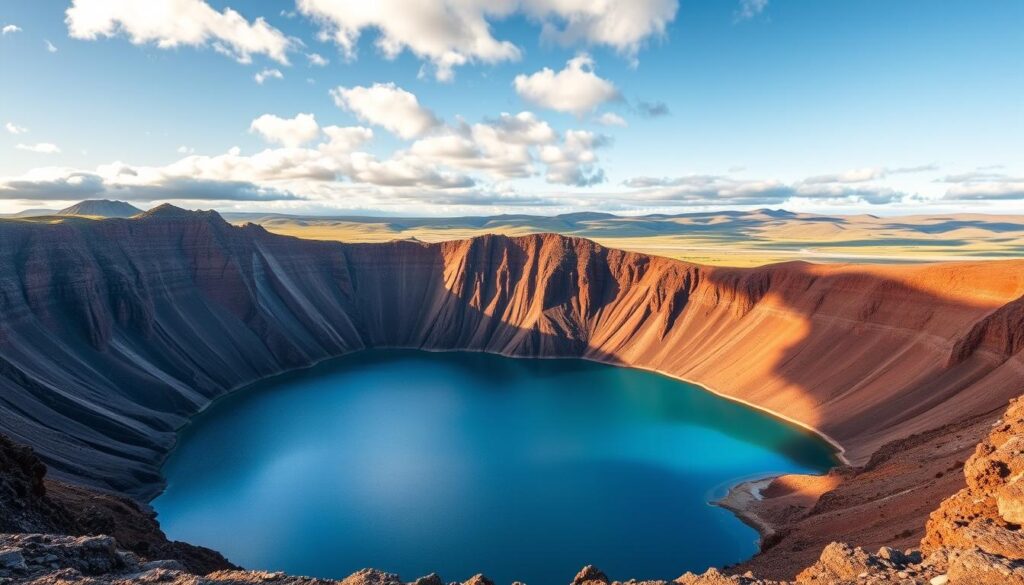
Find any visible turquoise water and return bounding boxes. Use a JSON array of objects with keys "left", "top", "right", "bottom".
[{"left": 153, "top": 350, "right": 836, "bottom": 584}]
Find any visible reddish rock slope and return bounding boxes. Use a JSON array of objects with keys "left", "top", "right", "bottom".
[
  {"left": 0, "top": 207, "right": 1022, "bottom": 500},
  {"left": 2, "top": 207, "right": 1024, "bottom": 581}
]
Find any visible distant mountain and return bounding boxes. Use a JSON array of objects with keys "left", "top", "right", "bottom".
[
  {"left": 57, "top": 199, "right": 143, "bottom": 218},
  {"left": 7, "top": 208, "right": 58, "bottom": 218}
]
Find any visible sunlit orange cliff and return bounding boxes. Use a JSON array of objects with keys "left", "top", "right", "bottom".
[{"left": 1, "top": 206, "right": 1023, "bottom": 583}]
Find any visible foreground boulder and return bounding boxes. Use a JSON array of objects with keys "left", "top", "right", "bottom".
[
  {"left": 573, "top": 565, "right": 609, "bottom": 584},
  {"left": 0, "top": 542, "right": 500, "bottom": 585},
  {"left": 921, "top": 397, "right": 1024, "bottom": 581}
]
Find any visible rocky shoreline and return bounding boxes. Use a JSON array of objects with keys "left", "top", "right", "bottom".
[
  {"left": 719, "top": 407, "right": 1002, "bottom": 580},
  {"left": 715, "top": 477, "right": 779, "bottom": 541},
  {"left": 6, "top": 396, "right": 1024, "bottom": 583}
]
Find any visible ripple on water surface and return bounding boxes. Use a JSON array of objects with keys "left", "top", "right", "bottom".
[{"left": 153, "top": 350, "right": 836, "bottom": 585}]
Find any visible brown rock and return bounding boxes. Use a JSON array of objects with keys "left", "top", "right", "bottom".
[
  {"left": 998, "top": 477, "right": 1024, "bottom": 524},
  {"left": 673, "top": 568, "right": 746, "bottom": 584},
  {"left": 573, "top": 565, "right": 609, "bottom": 584},
  {"left": 796, "top": 542, "right": 879, "bottom": 582},
  {"left": 340, "top": 568, "right": 403, "bottom": 585},
  {"left": 922, "top": 398, "right": 1024, "bottom": 568},
  {"left": 876, "top": 546, "right": 907, "bottom": 565},
  {"left": 947, "top": 548, "right": 1024, "bottom": 584},
  {"left": 960, "top": 519, "right": 1024, "bottom": 560}
]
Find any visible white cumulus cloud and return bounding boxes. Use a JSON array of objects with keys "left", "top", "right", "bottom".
[
  {"left": 408, "top": 111, "right": 607, "bottom": 186},
  {"left": 0, "top": 86, "right": 614, "bottom": 212},
  {"left": 803, "top": 165, "right": 938, "bottom": 184},
  {"left": 298, "top": 0, "right": 677, "bottom": 80},
  {"left": 297, "top": 0, "right": 521, "bottom": 81},
  {"left": 409, "top": 112, "right": 555, "bottom": 179},
  {"left": 16, "top": 143, "right": 61, "bottom": 154},
  {"left": 526, "top": 0, "right": 678, "bottom": 61},
  {"left": 330, "top": 83, "right": 440, "bottom": 139},
  {"left": 45, "top": 39, "right": 58, "bottom": 53},
  {"left": 596, "top": 112, "right": 627, "bottom": 127},
  {"left": 254, "top": 68, "right": 283, "bottom": 84},
  {"left": 938, "top": 170, "right": 1024, "bottom": 201},
  {"left": 514, "top": 54, "right": 620, "bottom": 117},
  {"left": 319, "top": 126, "right": 374, "bottom": 155},
  {"left": 250, "top": 113, "right": 322, "bottom": 148},
  {"left": 5, "top": 122, "right": 28, "bottom": 135},
  {"left": 65, "top": 0, "right": 291, "bottom": 64},
  {"left": 539, "top": 130, "right": 606, "bottom": 186},
  {"left": 2, "top": 24, "right": 21, "bottom": 35},
  {"left": 306, "top": 52, "right": 329, "bottom": 66},
  {"left": 620, "top": 173, "right": 906, "bottom": 206}
]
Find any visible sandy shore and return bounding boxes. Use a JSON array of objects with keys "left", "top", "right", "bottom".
[{"left": 714, "top": 476, "right": 779, "bottom": 542}]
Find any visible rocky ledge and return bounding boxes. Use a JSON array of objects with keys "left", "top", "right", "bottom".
[
  {"left": 0, "top": 534, "right": 993, "bottom": 585},
  {"left": 0, "top": 433, "right": 232, "bottom": 577},
  {"left": 6, "top": 397, "right": 1024, "bottom": 584}
]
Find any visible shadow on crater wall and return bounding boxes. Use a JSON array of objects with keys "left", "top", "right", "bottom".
[{"left": 0, "top": 209, "right": 1021, "bottom": 500}]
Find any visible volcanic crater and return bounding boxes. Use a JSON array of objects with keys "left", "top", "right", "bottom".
[{"left": 2, "top": 206, "right": 1024, "bottom": 584}]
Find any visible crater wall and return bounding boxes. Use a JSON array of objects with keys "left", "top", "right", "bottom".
[{"left": 0, "top": 207, "right": 1022, "bottom": 499}]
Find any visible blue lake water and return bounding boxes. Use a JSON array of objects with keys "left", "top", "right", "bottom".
[{"left": 153, "top": 350, "right": 836, "bottom": 584}]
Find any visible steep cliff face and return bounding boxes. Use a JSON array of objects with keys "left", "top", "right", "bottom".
[{"left": 0, "top": 207, "right": 1023, "bottom": 500}]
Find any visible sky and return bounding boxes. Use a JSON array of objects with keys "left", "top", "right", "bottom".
[{"left": 0, "top": 0, "right": 1022, "bottom": 216}]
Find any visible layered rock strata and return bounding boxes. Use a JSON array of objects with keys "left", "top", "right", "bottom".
[{"left": 1, "top": 207, "right": 1022, "bottom": 500}]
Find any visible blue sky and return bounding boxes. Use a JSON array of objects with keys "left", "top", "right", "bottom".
[{"left": 0, "top": 0, "right": 1021, "bottom": 216}]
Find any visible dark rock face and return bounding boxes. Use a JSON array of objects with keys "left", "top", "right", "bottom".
[
  {"left": 0, "top": 433, "right": 232, "bottom": 574},
  {"left": 0, "top": 434, "right": 70, "bottom": 534},
  {"left": 0, "top": 209, "right": 1022, "bottom": 502}
]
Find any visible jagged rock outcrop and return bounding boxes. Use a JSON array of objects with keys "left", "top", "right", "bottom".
[
  {"left": 0, "top": 432, "right": 231, "bottom": 575},
  {"left": 1, "top": 208, "right": 1022, "bottom": 501},
  {"left": 573, "top": 565, "right": 609, "bottom": 585},
  {"left": 919, "top": 397, "right": 1024, "bottom": 582},
  {"left": 724, "top": 406, "right": 998, "bottom": 579},
  {"left": 0, "top": 534, "right": 496, "bottom": 585},
  {"left": 0, "top": 434, "right": 70, "bottom": 535}
]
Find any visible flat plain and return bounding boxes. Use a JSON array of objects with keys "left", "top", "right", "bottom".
[{"left": 218, "top": 209, "right": 1024, "bottom": 267}]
